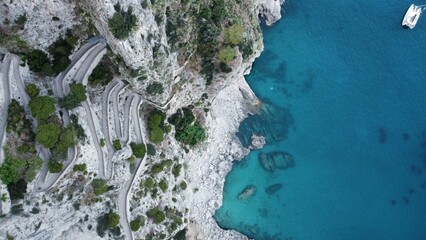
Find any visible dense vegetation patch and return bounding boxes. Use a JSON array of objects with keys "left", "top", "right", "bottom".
[
  {"left": 88, "top": 55, "right": 115, "bottom": 86},
  {"left": 108, "top": 4, "right": 137, "bottom": 39},
  {"left": 168, "top": 108, "right": 206, "bottom": 146},
  {"left": 147, "top": 111, "right": 166, "bottom": 144},
  {"left": 0, "top": 155, "right": 42, "bottom": 185}
]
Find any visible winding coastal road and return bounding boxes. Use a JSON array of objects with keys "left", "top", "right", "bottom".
[
  {"left": 0, "top": 55, "right": 12, "bottom": 166},
  {"left": 35, "top": 38, "right": 108, "bottom": 190},
  {"left": 118, "top": 93, "right": 147, "bottom": 240}
]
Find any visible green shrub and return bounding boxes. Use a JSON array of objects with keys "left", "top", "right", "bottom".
[
  {"left": 73, "top": 163, "right": 87, "bottom": 172},
  {"left": 14, "top": 14, "right": 27, "bottom": 26},
  {"left": 130, "top": 142, "right": 146, "bottom": 158},
  {"left": 146, "top": 82, "right": 164, "bottom": 95},
  {"left": 147, "top": 207, "right": 166, "bottom": 224},
  {"left": 146, "top": 143, "right": 156, "bottom": 156},
  {"left": 36, "top": 123, "right": 61, "bottom": 148},
  {"left": 112, "top": 139, "right": 121, "bottom": 150},
  {"left": 172, "top": 164, "right": 182, "bottom": 178},
  {"left": 180, "top": 181, "right": 187, "bottom": 190},
  {"left": 29, "top": 96, "right": 56, "bottom": 120},
  {"left": 108, "top": 5, "right": 137, "bottom": 39},
  {"left": 108, "top": 212, "right": 120, "bottom": 228},
  {"left": 91, "top": 179, "right": 108, "bottom": 195},
  {"left": 130, "top": 219, "right": 141, "bottom": 231},
  {"left": 48, "top": 160, "right": 63, "bottom": 173},
  {"left": 59, "top": 83, "right": 87, "bottom": 110},
  {"left": 175, "top": 122, "right": 206, "bottom": 146},
  {"left": 100, "top": 138, "right": 105, "bottom": 147},
  {"left": 159, "top": 179, "right": 168, "bottom": 192},
  {"left": 25, "top": 84, "right": 40, "bottom": 98},
  {"left": 144, "top": 177, "right": 155, "bottom": 189},
  {"left": 218, "top": 46, "right": 236, "bottom": 63}
]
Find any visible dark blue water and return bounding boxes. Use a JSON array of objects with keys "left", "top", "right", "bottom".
[{"left": 214, "top": 1, "right": 426, "bottom": 239}]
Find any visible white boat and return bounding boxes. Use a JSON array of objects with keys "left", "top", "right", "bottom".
[{"left": 402, "top": 4, "right": 422, "bottom": 29}]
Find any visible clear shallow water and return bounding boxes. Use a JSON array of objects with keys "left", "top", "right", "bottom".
[{"left": 214, "top": 1, "right": 426, "bottom": 239}]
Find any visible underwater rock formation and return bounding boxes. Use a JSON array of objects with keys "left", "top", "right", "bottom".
[
  {"left": 237, "top": 185, "right": 257, "bottom": 200},
  {"left": 259, "top": 152, "right": 295, "bottom": 172},
  {"left": 265, "top": 183, "right": 283, "bottom": 195},
  {"left": 236, "top": 102, "right": 294, "bottom": 148}
]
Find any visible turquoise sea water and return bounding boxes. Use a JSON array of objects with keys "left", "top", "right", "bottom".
[{"left": 214, "top": 1, "right": 426, "bottom": 239}]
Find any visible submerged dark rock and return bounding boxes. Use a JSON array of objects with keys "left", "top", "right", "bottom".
[
  {"left": 265, "top": 183, "right": 283, "bottom": 195},
  {"left": 259, "top": 152, "right": 295, "bottom": 172},
  {"left": 236, "top": 102, "right": 294, "bottom": 148},
  {"left": 379, "top": 128, "right": 387, "bottom": 143}
]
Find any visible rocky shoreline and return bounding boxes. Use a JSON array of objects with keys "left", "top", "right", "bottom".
[{"left": 184, "top": 1, "right": 285, "bottom": 239}]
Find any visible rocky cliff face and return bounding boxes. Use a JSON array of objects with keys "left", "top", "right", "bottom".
[{"left": 0, "top": 0, "right": 284, "bottom": 239}]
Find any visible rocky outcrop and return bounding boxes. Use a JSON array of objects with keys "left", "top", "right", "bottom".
[{"left": 257, "top": 0, "right": 285, "bottom": 26}]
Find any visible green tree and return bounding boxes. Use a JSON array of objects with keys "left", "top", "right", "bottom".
[
  {"left": 92, "top": 179, "right": 108, "bottom": 195},
  {"left": 25, "top": 84, "right": 40, "bottom": 98},
  {"left": 149, "top": 127, "right": 164, "bottom": 144},
  {"left": 57, "top": 125, "right": 76, "bottom": 155},
  {"left": 35, "top": 123, "right": 61, "bottom": 148},
  {"left": 159, "top": 179, "right": 168, "bottom": 192},
  {"left": 147, "top": 207, "right": 166, "bottom": 224},
  {"left": 48, "top": 160, "right": 63, "bottom": 173},
  {"left": 59, "top": 83, "right": 87, "bottom": 110},
  {"left": 130, "top": 142, "right": 146, "bottom": 158},
  {"left": 73, "top": 163, "right": 87, "bottom": 172},
  {"left": 112, "top": 139, "right": 121, "bottom": 151},
  {"left": 130, "top": 219, "right": 141, "bottom": 231},
  {"left": 108, "top": 6, "right": 137, "bottom": 39},
  {"left": 29, "top": 96, "right": 56, "bottom": 120},
  {"left": 108, "top": 212, "right": 120, "bottom": 228}
]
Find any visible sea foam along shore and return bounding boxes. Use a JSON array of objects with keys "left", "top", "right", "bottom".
[{"left": 184, "top": 1, "right": 285, "bottom": 239}]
